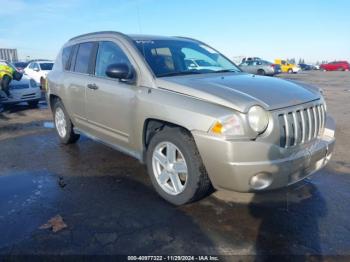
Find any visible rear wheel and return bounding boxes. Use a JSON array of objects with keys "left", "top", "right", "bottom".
[
  {"left": 257, "top": 69, "right": 265, "bottom": 76},
  {"left": 338, "top": 67, "right": 345, "bottom": 71},
  {"left": 53, "top": 99, "right": 80, "bottom": 144},
  {"left": 146, "top": 127, "right": 212, "bottom": 205},
  {"left": 287, "top": 68, "right": 293, "bottom": 74}
]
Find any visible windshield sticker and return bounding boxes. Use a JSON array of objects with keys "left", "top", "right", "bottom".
[{"left": 135, "top": 40, "right": 154, "bottom": 44}]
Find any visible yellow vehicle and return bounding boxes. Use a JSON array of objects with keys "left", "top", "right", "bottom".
[
  {"left": 274, "top": 59, "right": 300, "bottom": 74},
  {"left": 0, "top": 60, "right": 15, "bottom": 80}
]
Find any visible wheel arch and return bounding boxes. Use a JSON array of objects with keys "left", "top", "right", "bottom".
[
  {"left": 142, "top": 118, "right": 193, "bottom": 162},
  {"left": 49, "top": 94, "right": 61, "bottom": 111}
]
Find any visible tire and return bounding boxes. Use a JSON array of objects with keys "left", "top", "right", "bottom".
[
  {"left": 146, "top": 127, "right": 212, "bottom": 205},
  {"left": 53, "top": 99, "right": 80, "bottom": 144},
  {"left": 28, "top": 100, "right": 39, "bottom": 108},
  {"left": 338, "top": 67, "right": 345, "bottom": 71},
  {"left": 287, "top": 68, "right": 293, "bottom": 74},
  {"left": 257, "top": 69, "right": 265, "bottom": 76}
]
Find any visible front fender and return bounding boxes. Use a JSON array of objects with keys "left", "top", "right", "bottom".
[{"left": 131, "top": 86, "right": 237, "bottom": 153}]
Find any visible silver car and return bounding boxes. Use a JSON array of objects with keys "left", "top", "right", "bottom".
[
  {"left": 239, "top": 60, "right": 280, "bottom": 76},
  {"left": 47, "top": 31, "right": 335, "bottom": 205},
  {"left": 0, "top": 75, "right": 41, "bottom": 107}
]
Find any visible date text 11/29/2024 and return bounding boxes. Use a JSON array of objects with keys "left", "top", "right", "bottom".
[{"left": 127, "top": 255, "right": 220, "bottom": 261}]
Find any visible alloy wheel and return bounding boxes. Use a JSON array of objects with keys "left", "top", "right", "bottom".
[{"left": 152, "top": 141, "right": 188, "bottom": 195}]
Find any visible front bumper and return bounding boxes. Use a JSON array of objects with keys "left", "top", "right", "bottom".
[
  {"left": 0, "top": 88, "right": 41, "bottom": 104},
  {"left": 192, "top": 116, "right": 335, "bottom": 192}
]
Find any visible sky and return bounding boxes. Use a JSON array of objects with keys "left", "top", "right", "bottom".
[{"left": 0, "top": 0, "right": 349, "bottom": 64}]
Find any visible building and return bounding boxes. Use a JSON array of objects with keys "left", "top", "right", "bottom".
[{"left": 0, "top": 48, "right": 18, "bottom": 62}]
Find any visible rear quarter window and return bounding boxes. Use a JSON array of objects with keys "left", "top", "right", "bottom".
[{"left": 62, "top": 46, "right": 73, "bottom": 70}]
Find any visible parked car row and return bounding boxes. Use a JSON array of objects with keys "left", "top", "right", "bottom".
[
  {"left": 0, "top": 59, "right": 54, "bottom": 106},
  {"left": 238, "top": 56, "right": 350, "bottom": 75},
  {"left": 320, "top": 61, "right": 350, "bottom": 71}
]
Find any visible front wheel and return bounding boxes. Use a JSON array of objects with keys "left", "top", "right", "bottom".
[
  {"left": 146, "top": 127, "right": 212, "bottom": 205},
  {"left": 288, "top": 68, "right": 293, "bottom": 74},
  {"left": 53, "top": 99, "right": 80, "bottom": 144}
]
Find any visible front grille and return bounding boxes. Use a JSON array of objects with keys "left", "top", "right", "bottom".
[
  {"left": 21, "top": 93, "right": 36, "bottom": 99},
  {"left": 278, "top": 103, "right": 326, "bottom": 148}
]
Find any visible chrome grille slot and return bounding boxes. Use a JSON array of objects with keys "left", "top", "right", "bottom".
[{"left": 278, "top": 103, "right": 325, "bottom": 148}]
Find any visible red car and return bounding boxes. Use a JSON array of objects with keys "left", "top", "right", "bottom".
[{"left": 320, "top": 61, "right": 350, "bottom": 71}]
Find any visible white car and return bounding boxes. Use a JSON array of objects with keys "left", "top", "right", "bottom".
[
  {"left": 24, "top": 60, "right": 54, "bottom": 87},
  {"left": 0, "top": 75, "right": 41, "bottom": 107}
]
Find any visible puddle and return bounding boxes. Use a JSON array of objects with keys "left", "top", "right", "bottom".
[
  {"left": 0, "top": 171, "right": 59, "bottom": 247},
  {"left": 43, "top": 121, "right": 54, "bottom": 128}
]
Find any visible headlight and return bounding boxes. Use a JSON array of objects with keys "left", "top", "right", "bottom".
[
  {"left": 209, "top": 114, "right": 244, "bottom": 136},
  {"left": 30, "top": 79, "right": 37, "bottom": 87},
  {"left": 247, "top": 105, "right": 269, "bottom": 133}
]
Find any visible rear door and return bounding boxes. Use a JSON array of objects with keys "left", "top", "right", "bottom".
[
  {"left": 85, "top": 40, "right": 137, "bottom": 148},
  {"left": 63, "top": 42, "right": 97, "bottom": 130},
  {"left": 245, "top": 61, "right": 255, "bottom": 74}
]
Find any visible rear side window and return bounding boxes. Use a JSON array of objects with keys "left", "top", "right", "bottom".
[
  {"left": 74, "top": 42, "right": 95, "bottom": 74},
  {"left": 40, "top": 63, "right": 53, "bottom": 70},
  {"left": 62, "top": 46, "right": 73, "bottom": 70}
]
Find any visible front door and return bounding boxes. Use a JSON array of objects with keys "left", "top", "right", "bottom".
[
  {"left": 86, "top": 40, "right": 136, "bottom": 148},
  {"left": 26, "top": 62, "right": 41, "bottom": 83}
]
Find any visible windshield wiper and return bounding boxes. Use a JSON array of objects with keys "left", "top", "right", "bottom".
[
  {"left": 157, "top": 71, "right": 202, "bottom": 77},
  {"left": 212, "top": 69, "right": 239, "bottom": 73}
]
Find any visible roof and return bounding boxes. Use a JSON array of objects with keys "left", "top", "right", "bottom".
[
  {"left": 128, "top": 34, "right": 192, "bottom": 41},
  {"left": 69, "top": 31, "right": 197, "bottom": 42}
]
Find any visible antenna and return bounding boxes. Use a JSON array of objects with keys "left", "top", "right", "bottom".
[{"left": 136, "top": 0, "right": 142, "bottom": 34}]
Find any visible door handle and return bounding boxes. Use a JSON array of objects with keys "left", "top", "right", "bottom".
[{"left": 87, "top": 83, "right": 99, "bottom": 90}]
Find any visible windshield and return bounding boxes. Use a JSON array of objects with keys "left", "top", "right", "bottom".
[
  {"left": 133, "top": 39, "right": 240, "bottom": 77},
  {"left": 39, "top": 63, "right": 53, "bottom": 70},
  {"left": 14, "top": 62, "right": 28, "bottom": 68}
]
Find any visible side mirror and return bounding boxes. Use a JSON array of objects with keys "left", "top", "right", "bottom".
[
  {"left": 34, "top": 68, "right": 40, "bottom": 72},
  {"left": 105, "top": 63, "right": 134, "bottom": 80}
]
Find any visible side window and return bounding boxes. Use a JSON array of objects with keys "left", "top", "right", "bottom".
[
  {"left": 28, "top": 63, "right": 34, "bottom": 69},
  {"left": 62, "top": 45, "right": 73, "bottom": 70},
  {"left": 74, "top": 42, "right": 95, "bottom": 74},
  {"left": 95, "top": 41, "right": 132, "bottom": 78},
  {"left": 33, "top": 63, "right": 40, "bottom": 71}
]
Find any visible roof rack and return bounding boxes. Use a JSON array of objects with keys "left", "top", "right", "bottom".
[{"left": 69, "top": 31, "right": 127, "bottom": 41}]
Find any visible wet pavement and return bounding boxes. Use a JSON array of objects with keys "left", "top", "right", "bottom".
[{"left": 0, "top": 72, "right": 350, "bottom": 259}]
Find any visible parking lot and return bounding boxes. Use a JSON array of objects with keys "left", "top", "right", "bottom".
[{"left": 0, "top": 71, "right": 349, "bottom": 258}]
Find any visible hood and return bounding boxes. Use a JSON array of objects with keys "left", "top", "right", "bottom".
[
  {"left": 10, "top": 75, "right": 31, "bottom": 85},
  {"left": 156, "top": 73, "right": 321, "bottom": 112}
]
